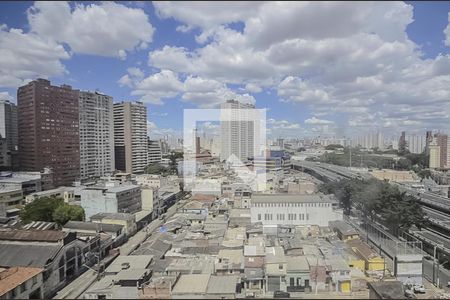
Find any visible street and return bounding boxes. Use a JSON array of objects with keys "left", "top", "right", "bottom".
[{"left": 53, "top": 200, "right": 181, "bottom": 299}]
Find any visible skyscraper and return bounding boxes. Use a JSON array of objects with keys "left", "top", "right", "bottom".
[
  {"left": 398, "top": 131, "right": 406, "bottom": 153},
  {"left": 220, "top": 99, "right": 256, "bottom": 163},
  {"left": 147, "top": 138, "right": 162, "bottom": 164},
  {"left": 79, "top": 91, "right": 115, "bottom": 181},
  {"left": 17, "top": 79, "right": 80, "bottom": 186},
  {"left": 0, "top": 100, "right": 18, "bottom": 168},
  {"left": 435, "top": 133, "right": 448, "bottom": 168},
  {"left": 113, "top": 101, "right": 148, "bottom": 174},
  {"left": 429, "top": 138, "right": 441, "bottom": 169},
  {"left": 405, "top": 134, "right": 426, "bottom": 154}
]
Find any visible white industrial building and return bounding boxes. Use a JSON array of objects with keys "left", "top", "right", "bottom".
[{"left": 250, "top": 193, "right": 342, "bottom": 227}]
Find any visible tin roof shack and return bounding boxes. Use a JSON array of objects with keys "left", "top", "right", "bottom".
[
  {"left": 307, "top": 256, "right": 328, "bottom": 292},
  {"left": 206, "top": 275, "right": 241, "bottom": 299},
  {"left": 84, "top": 256, "right": 153, "bottom": 299},
  {"left": 171, "top": 274, "right": 210, "bottom": 299},
  {"left": 265, "top": 246, "right": 287, "bottom": 293},
  {"left": 0, "top": 267, "right": 44, "bottom": 299},
  {"left": 347, "top": 239, "right": 385, "bottom": 273},
  {"left": 0, "top": 229, "right": 91, "bottom": 298},
  {"left": 229, "top": 208, "right": 251, "bottom": 227},
  {"left": 368, "top": 281, "right": 406, "bottom": 299},
  {"left": 243, "top": 236, "right": 265, "bottom": 297},
  {"left": 91, "top": 212, "right": 137, "bottom": 237},
  {"left": 221, "top": 226, "right": 246, "bottom": 249},
  {"left": 286, "top": 256, "right": 311, "bottom": 293},
  {"left": 329, "top": 220, "right": 359, "bottom": 241},
  {"left": 165, "top": 255, "right": 215, "bottom": 276},
  {"left": 325, "top": 256, "right": 352, "bottom": 293},
  {"left": 63, "top": 221, "right": 125, "bottom": 247},
  {"left": 138, "top": 274, "right": 180, "bottom": 299},
  {"left": 215, "top": 249, "right": 244, "bottom": 276}
]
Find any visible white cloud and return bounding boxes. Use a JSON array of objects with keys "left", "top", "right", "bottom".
[
  {"left": 131, "top": 70, "right": 184, "bottom": 105},
  {"left": 28, "top": 1, "right": 154, "bottom": 58},
  {"left": 267, "top": 118, "right": 301, "bottom": 130},
  {"left": 304, "top": 117, "right": 334, "bottom": 125},
  {"left": 0, "top": 91, "right": 14, "bottom": 101},
  {"left": 445, "top": 12, "right": 450, "bottom": 46},
  {"left": 0, "top": 24, "right": 70, "bottom": 88},
  {"left": 121, "top": 69, "right": 255, "bottom": 108}
]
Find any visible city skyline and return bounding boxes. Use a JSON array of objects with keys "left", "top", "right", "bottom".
[{"left": 1, "top": 2, "right": 450, "bottom": 139}]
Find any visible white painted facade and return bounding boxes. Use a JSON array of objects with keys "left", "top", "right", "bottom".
[{"left": 250, "top": 194, "right": 342, "bottom": 227}]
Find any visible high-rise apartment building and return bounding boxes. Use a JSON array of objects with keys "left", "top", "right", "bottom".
[
  {"left": 352, "top": 132, "right": 384, "bottom": 150},
  {"left": 79, "top": 91, "right": 115, "bottom": 181},
  {"left": 17, "top": 79, "right": 80, "bottom": 186},
  {"left": 429, "top": 139, "right": 441, "bottom": 169},
  {"left": 435, "top": 133, "right": 448, "bottom": 168},
  {"left": 0, "top": 100, "right": 18, "bottom": 168},
  {"left": 220, "top": 100, "right": 256, "bottom": 163},
  {"left": 113, "top": 101, "right": 148, "bottom": 174},
  {"left": 147, "top": 138, "right": 162, "bottom": 164},
  {"left": 405, "top": 134, "right": 426, "bottom": 154}
]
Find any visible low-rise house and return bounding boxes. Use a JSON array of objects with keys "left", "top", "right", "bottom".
[
  {"left": 171, "top": 274, "right": 210, "bottom": 299},
  {"left": 181, "top": 200, "right": 208, "bottom": 215},
  {"left": 347, "top": 239, "right": 385, "bottom": 272},
  {"left": 206, "top": 275, "right": 241, "bottom": 299},
  {"left": 84, "top": 255, "right": 153, "bottom": 299},
  {"left": 265, "top": 246, "right": 287, "bottom": 292},
  {"left": 165, "top": 256, "right": 215, "bottom": 276},
  {"left": 329, "top": 220, "right": 359, "bottom": 241},
  {"left": 215, "top": 249, "right": 244, "bottom": 275},
  {"left": 286, "top": 256, "right": 311, "bottom": 292},
  {"left": 62, "top": 221, "right": 125, "bottom": 247},
  {"left": 138, "top": 274, "right": 180, "bottom": 299},
  {"left": 91, "top": 212, "right": 137, "bottom": 236},
  {"left": 307, "top": 256, "right": 328, "bottom": 292},
  {"left": 325, "top": 256, "right": 352, "bottom": 293},
  {"left": 229, "top": 208, "right": 251, "bottom": 227},
  {"left": 243, "top": 237, "right": 265, "bottom": 297},
  {"left": 0, "top": 267, "right": 44, "bottom": 299}
]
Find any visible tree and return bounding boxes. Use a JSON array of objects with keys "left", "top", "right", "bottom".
[
  {"left": 20, "top": 197, "right": 63, "bottom": 224},
  {"left": 52, "top": 204, "right": 85, "bottom": 226},
  {"left": 325, "top": 144, "right": 344, "bottom": 151},
  {"left": 20, "top": 196, "right": 85, "bottom": 226},
  {"left": 146, "top": 163, "right": 168, "bottom": 175},
  {"left": 396, "top": 158, "right": 412, "bottom": 170}
]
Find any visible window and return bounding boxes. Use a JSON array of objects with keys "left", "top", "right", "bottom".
[
  {"left": 279, "top": 264, "right": 283, "bottom": 270},
  {"left": 306, "top": 213, "right": 309, "bottom": 221},
  {"left": 258, "top": 214, "right": 261, "bottom": 221},
  {"left": 20, "top": 283, "right": 26, "bottom": 293}
]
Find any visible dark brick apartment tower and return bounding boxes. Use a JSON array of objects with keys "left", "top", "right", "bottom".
[{"left": 17, "top": 79, "right": 80, "bottom": 187}]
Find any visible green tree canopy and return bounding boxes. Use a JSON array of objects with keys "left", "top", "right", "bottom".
[
  {"left": 20, "top": 196, "right": 84, "bottom": 226},
  {"left": 319, "top": 177, "right": 428, "bottom": 236},
  {"left": 53, "top": 203, "right": 85, "bottom": 226},
  {"left": 146, "top": 163, "right": 168, "bottom": 175}
]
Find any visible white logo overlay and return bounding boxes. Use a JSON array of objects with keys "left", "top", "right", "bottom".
[{"left": 183, "top": 108, "right": 267, "bottom": 193}]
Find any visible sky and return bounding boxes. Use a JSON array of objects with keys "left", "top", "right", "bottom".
[{"left": 1, "top": 1, "right": 450, "bottom": 140}]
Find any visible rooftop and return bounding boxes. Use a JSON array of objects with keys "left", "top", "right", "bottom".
[
  {"left": 106, "top": 256, "right": 153, "bottom": 274},
  {"left": 0, "top": 243, "right": 61, "bottom": 267},
  {"left": 206, "top": 275, "right": 239, "bottom": 295},
  {"left": 172, "top": 274, "right": 210, "bottom": 294},
  {"left": 63, "top": 221, "right": 123, "bottom": 233},
  {"left": 252, "top": 193, "right": 336, "bottom": 203},
  {"left": 0, "top": 267, "right": 44, "bottom": 296},
  {"left": 0, "top": 229, "right": 66, "bottom": 242},
  {"left": 90, "top": 212, "right": 135, "bottom": 221},
  {"left": 286, "top": 256, "right": 310, "bottom": 272},
  {"left": 368, "top": 281, "right": 406, "bottom": 299}
]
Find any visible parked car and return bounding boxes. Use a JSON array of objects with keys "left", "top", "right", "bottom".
[
  {"left": 273, "top": 291, "right": 290, "bottom": 298},
  {"left": 413, "top": 284, "right": 425, "bottom": 294}
]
